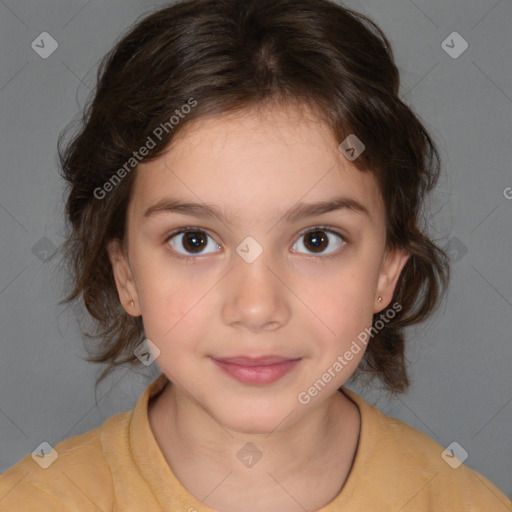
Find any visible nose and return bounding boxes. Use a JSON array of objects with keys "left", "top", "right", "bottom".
[{"left": 221, "top": 251, "right": 291, "bottom": 333}]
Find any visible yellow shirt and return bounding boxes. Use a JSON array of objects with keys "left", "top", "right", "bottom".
[{"left": 1, "top": 373, "right": 510, "bottom": 511}]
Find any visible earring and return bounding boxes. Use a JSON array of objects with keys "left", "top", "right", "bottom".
[
  {"left": 377, "top": 296, "right": 382, "bottom": 303},
  {"left": 128, "top": 299, "right": 135, "bottom": 307}
]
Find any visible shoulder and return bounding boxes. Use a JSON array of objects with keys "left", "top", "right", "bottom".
[
  {"left": 0, "top": 410, "right": 131, "bottom": 511},
  {"left": 342, "top": 387, "right": 512, "bottom": 511}
]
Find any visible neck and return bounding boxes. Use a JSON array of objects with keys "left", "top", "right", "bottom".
[{"left": 149, "top": 382, "right": 361, "bottom": 512}]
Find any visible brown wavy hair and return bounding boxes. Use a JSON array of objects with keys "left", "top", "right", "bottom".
[{"left": 57, "top": 0, "right": 450, "bottom": 394}]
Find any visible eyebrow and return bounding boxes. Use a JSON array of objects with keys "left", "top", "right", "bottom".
[{"left": 143, "top": 196, "right": 370, "bottom": 223}]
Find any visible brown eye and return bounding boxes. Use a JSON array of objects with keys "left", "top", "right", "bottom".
[
  {"left": 168, "top": 230, "right": 221, "bottom": 256},
  {"left": 292, "top": 228, "right": 345, "bottom": 256},
  {"left": 182, "top": 231, "right": 207, "bottom": 253},
  {"left": 304, "top": 231, "right": 329, "bottom": 252}
]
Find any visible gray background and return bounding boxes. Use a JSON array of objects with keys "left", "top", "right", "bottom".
[{"left": 0, "top": 0, "right": 511, "bottom": 501}]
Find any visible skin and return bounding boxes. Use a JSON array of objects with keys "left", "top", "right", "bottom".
[{"left": 108, "top": 102, "right": 409, "bottom": 512}]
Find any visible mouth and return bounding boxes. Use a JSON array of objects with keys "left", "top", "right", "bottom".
[{"left": 211, "top": 356, "right": 302, "bottom": 385}]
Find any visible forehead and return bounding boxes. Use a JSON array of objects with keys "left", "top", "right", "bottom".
[{"left": 130, "top": 104, "right": 384, "bottom": 224}]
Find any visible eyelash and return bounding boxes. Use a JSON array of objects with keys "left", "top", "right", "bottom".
[{"left": 163, "top": 226, "right": 347, "bottom": 262}]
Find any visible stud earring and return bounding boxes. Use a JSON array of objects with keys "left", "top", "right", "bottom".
[
  {"left": 377, "top": 296, "right": 382, "bottom": 303},
  {"left": 128, "top": 299, "right": 135, "bottom": 307}
]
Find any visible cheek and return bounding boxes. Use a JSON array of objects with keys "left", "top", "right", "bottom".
[
  {"left": 135, "top": 267, "right": 220, "bottom": 362},
  {"left": 133, "top": 249, "right": 208, "bottom": 317},
  {"left": 296, "top": 261, "right": 379, "bottom": 372},
  {"left": 133, "top": 260, "right": 193, "bottom": 339},
  {"left": 139, "top": 292, "right": 205, "bottom": 376},
  {"left": 298, "top": 264, "right": 377, "bottom": 327},
  {"left": 141, "top": 286, "right": 197, "bottom": 340}
]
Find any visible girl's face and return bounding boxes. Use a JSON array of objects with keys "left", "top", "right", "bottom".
[{"left": 109, "top": 103, "right": 408, "bottom": 434}]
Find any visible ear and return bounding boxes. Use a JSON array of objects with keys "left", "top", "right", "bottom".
[
  {"left": 107, "top": 239, "right": 142, "bottom": 317},
  {"left": 374, "top": 247, "right": 410, "bottom": 313}
]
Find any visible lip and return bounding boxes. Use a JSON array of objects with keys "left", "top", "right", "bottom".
[
  {"left": 214, "top": 355, "right": 296, "bottom": 366},
  {"left": 212, "top": 356, "right": 301, "bottom": 385}
]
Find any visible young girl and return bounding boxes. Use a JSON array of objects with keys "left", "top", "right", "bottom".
[{"left": 1, "top": 0, "right": 510, "bottom": 510}]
